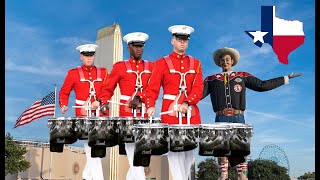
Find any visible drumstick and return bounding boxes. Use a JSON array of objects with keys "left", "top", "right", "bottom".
[
  {"left": 72, "top": 105, "right": 91, "bottom": 109},
  {"left": 159, "top": 110, "right": 175, "bottom": 115},
  {"left": 107, "top": 100, "right": 129, "bottom": 106}
]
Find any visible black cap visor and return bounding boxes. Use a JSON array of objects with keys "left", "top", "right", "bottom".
[
  {"left": 81, "top": 51, "right": 95, "bottom": 56},
  {"left": 129, "top": 41, "right": 145, "bottom": 46},
  {"left": 173, "top": 33, "right": 190, "bottom": 40}
]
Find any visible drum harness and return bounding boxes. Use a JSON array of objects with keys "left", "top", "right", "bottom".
[
  {"left": 124, "top": 60, "right": 151, "bottom": 117},
  {"left": 72, "top": 66, "right": 102, "bottom": 117},
  {"left": 163, "top": 55, "right": 196, "bottom": 124}
]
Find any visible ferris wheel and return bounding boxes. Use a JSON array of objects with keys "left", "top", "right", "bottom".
[{"left": 259, "top": 144, "right": 290, "bottom": 174}]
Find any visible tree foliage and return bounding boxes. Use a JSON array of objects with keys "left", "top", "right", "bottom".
[
  {"left": 248, "top": 159, "right": 290, "bottom": 180},
  {"left": 297, "top": 171, "right": 315, "bottom": 180},
  {"left": 196, "top": 158, "right": 291, "bottom": 180},
  {"left": 5, "top": 132, "right": 31, "bottom": 176},
  {"left": 195, "top": 158, "right": 238, "bottom": 180}
]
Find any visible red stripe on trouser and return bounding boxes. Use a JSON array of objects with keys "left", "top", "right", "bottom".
[
  {"left": 219, "top": 159, "right": 229, "bottom": 176},
  {"left": 236, "top": 163, "right": 247, "bottom": 175}
]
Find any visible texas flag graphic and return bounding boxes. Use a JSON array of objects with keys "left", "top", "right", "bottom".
[{"left": 245, "top": 6, "right": 305, "bottom": 64}]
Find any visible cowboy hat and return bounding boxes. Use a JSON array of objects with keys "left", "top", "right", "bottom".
[{"left": 212, "top": 47, "right": 240, "bottom": 67}]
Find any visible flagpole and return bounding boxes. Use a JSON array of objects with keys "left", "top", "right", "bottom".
[
  {"left": 50, "top": 84, "right": 57, "bottom": 180},
  {"left": 54, "top": 84, "right": 57, "bottom": 118}
]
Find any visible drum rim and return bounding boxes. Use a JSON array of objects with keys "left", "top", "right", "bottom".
[
  {"left": 199, "top": 123, "right": 232, "bottom": 129},
  {"left": 115, "top": 116, "right": 160, "bottom": 120},
  {"left": 71, "top": 117, "right": 89, "bottom": 120},
  {"left": 230, "top": 123, "right": 253, "bottom": 128},
  {"left": 133, "top": 123, "right": 168, "bottom": 128},
  {"left": 169, "top": 124, "right": 198, "bottom": 128},
  {"left": 88, "top": 116, "right": 117, "bottom": 120},
  {"left": 48, "top": 117, "right": 72, "bottom": 121}
]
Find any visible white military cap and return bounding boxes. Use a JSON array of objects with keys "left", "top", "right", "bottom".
[
  {"left": 76, "top": 44, "right": 99, "bottom": 53},
  {"left": 168, "top": 25, "right": 195, "bottom": 37},
  {"left": 123, "top": 32, "right": 149, "bottom": 46}
]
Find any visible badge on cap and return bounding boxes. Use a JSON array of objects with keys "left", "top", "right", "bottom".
[
  {"left": 168, "top": 25, "right": 195, "bottom": 36},
  {"left": 123, "top": 32, "right": 149, "bottom": 45}
]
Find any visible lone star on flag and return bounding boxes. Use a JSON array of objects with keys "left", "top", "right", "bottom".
[
  {"left": 245, "top": 6, "right": 305, "bottom": 64},
  {"left": 248, "top": 31, "right": 268, "bottom": 43}
]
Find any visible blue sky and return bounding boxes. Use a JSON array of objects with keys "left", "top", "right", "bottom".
[{"left": 5, "top": 0, "right": 315, "bottom": 178}]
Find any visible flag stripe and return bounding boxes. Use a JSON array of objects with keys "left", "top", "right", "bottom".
[
  {"left": 14, "top": 91, "right": 55, "bottom": 128},
  {"left": 19, "top": 106, "right": 55, "bottom": 122},
  {"left": 19, "top": 111, "right": 55, "bottom": 125},
  {"left": 19, "top": 105, "right": 55, "bottom": 120}
]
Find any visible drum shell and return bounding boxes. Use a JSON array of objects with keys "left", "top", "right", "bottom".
[
  {"left": 48, "top": 117, "right": 77, "bottom": 144},
  {"left": 229, "top": 123, "right": 253, "bottom": 156},
  {"left": 73, "top": 117, "right": 90, "bottom": 140},
  {"left": 133, "top": 123, "right": 169, "bottom": 155},
  {"left": 117, "top": 117, "right": 161, "bottom": 143},
  {"left": 198, "top": 123, "right": 232, "bottom": 157},
  {"left": 87, "top": 117, "right": 118, "bottom": 148},
  {"left": 169, "top": 125, "right": 199, "bottom": 152}
]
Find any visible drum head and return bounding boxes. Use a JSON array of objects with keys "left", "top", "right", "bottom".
[
  {"left": 169, "top": 124, "right": 198, "bottom": 129},
  {"left": 199, "top": 123, "right": 231, "bottom": 129},
  {"left": 48, "top": 117, "right": 72, "bottom": 121},
  {"left": 133, "top": 123, "right": 168, "bottom": 129},
  {"left": 230, "top": 123, "right": 253, "bottom": 129},
  {"left": 88, "top": 116, "right": 115, "bottom": 121},
  {"left": 117, "top": 116, "right": 145, "bottom": 120}
]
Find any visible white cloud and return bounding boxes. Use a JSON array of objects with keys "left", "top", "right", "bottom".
[
  {"left": 245, "top": 109, "right": 315, "bottom": 129},
  {"left": 5, "top": 60, "right": 66, "bottom": 76},
  {"left": 253, "top": 134, "right": 300, "bottom": 144},
  {"left": 55, "top": 37, "right": 93, "bottom": 47}
]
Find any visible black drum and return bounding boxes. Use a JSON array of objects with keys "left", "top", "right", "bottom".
[
  {"left": 198, "top": 123, "right": 232, "bottom": 157},
  {"left": 133, "top": 123, "right": 169, "bottom": 156},
  {"left": 74, "top": 117, "right": 89, "bottom": 140},
  {"left": 169, "top": 124, "right": 199, "bottom": 152},
  {"left": 48, "top": 117, "right": 77, "bottom": 152},
  {"left": 229, "top": 123, "right": 253, "bottom": 157},
  {"left": 87, "top": 116, "right": 118, "bottom": 148},
  {"left": 117, "top": 117, "right": 161, "bottom": 143}
]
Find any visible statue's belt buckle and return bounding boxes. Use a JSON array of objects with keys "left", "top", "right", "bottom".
[{"left": 222, "top": 108, "right": 234, "bottom": 116}]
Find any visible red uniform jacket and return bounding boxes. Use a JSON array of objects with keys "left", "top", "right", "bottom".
[
  {"left": 143, "top": 52, "right": 204, "bottom": 124},
  {"left": 59, "top": 64, "right": 108, "bottom": 116},
  {"left": 99, "top": 58, "right": 154, "bottom": 117}
]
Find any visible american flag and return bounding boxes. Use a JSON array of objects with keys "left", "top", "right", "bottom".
[{"left": 14, "top": 91, "right": 56, "bottom": 128}]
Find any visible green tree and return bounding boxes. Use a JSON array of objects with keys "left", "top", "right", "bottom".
[
  {"left": 195, "top": 158, "right": 238, "bottom": 180},
  {"left": 248, "top": 159, "right": 290, "bottom": 180},
  {"left": 5, "top": 132, "right": 31, "bottom": 176},
  {"left": 297, "top": 171, "right": 315, "bottom": 180},
  {"left": 196, "top": 158, "right": 218, "bottom": 180}
]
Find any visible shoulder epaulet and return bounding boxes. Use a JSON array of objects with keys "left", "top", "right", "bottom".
[
  {"left": 234, "top": 72, "right": 252, "bottom": 77},
  {"left": 205, "top": 74, "right": 223, "bottom": 81},
  {"left": 98, "top": 67, "right": 107, "bottom": 70},
  {"left": 114, "top": 61, "right": 125, "bottom": 66},
  {"left": 68, "top": 67, "right": 78, "bottom": 73}
]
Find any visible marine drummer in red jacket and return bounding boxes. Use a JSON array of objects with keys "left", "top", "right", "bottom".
[
  {"left": 92, "top": 32, "right": 153, "bottom": 180},
  {"left": 59, "top": 44, "right": 108, "bottom": 117},
  {"left": 59, "top": 44, "right": 108, "bottom": 180},
  {"left": 143, "top": 25, "right": 204, "bottom": 180}
]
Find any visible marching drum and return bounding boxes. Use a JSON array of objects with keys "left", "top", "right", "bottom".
[
  {"left": 133, "top": 122, "right": 169, "bottom": 156},
  {"left": 74, "top": 117, "right": 90, "bottom": 140},
  {"left": 198, "top": 123, "right": 232, "bottom": 156},
  {"left": 229, "top": 123, "right": 253, "bottom": 156},
  {"left": 117, "top": 117, "right": 161, "bottom": 143},
  {"left": 169, "top": 124, "right": 199, "bottom": 152},
  {"left": 87, "top": 116, "right": 119, "bottom": 148},
  {"left": 48, "top": 117, "right": 77, "bottom": 152}
]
